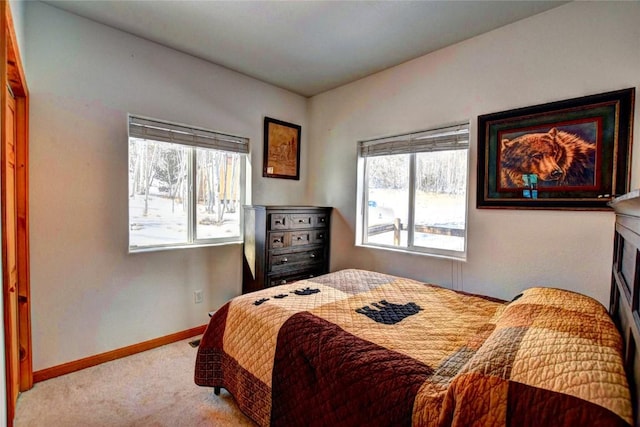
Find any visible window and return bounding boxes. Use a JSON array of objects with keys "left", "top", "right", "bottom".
[
  {"left": 357, "top": 123, "right": 469, "bottom": 260},
  {"left": 128, "top": 115, "right": 248, "bottom": 252}
]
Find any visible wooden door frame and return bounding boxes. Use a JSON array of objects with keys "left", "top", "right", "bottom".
[{"left": 1, "top": 1, "right": 32, "bottom": 424}]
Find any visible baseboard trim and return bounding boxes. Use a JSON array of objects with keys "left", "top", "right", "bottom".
[{"left": 33, "top": 324, "right": 207, "bottom": 383}]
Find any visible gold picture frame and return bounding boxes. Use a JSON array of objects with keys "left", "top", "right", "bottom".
[{"left": 263, "top": 117, "right": 301, "bottom": 180}]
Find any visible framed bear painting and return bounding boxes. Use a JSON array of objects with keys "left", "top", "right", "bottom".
[{"left": 477, "top": 88, "right": 635, "bottom": 210}]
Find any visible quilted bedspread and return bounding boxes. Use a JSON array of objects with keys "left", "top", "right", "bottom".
[{"left": 194, "top": 269, "right": 632, "bottom": 426}]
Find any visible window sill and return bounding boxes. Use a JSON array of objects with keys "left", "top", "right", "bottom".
[
  {"left": 128, "top": 240, "right": 243, "bottom": 254},
  {"left": 355, "top": 242, "right": 467, "bottom": 262}
]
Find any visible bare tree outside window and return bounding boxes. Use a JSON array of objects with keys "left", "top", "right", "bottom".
[
  {"left": 129, "top": 139, "right": 189, "bottom": 247},
  {"left": 196, "top": 149, "right": 242, "bottom": 239}
]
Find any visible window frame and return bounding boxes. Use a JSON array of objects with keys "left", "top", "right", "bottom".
[
  {"left": 128, "top": 114, "right": 248, "bottom": 253},
  {"left": 356, "top": 123, "right": 470, "bottom": 261}
]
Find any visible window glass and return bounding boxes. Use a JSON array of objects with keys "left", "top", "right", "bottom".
[
  {"left": 365, "top": 154, "right": 409, "bottom": 247},
  {"left": 195, "top": 149, "right": 242, "bottom": 240},
  {"left": 129, "top": 139, "right": 189, "bottom": 247},
  {"left": 414, "top": 150, "right": 467, "bottom": 252},
  {"left": 128, "top": 115, "right": 247, "bottom": 252},
  {"left": 358, "top": 123, "right": 469, "bottom": 260}
]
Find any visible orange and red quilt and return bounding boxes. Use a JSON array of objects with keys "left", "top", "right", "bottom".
[{"left": 195, "top": 269, "right": 632, "bottom": 426}]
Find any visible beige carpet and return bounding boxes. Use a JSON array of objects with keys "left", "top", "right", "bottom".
[{"left": 15, "top": 337, "right": 255, "bottom": 426}]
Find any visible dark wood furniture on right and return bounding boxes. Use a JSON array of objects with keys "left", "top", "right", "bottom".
[
  {"left": 242, "top": 205, "right": 331, "bottom": 294},
  {"left": 610, "top": 189, "right": 640, "bottom": 427}
]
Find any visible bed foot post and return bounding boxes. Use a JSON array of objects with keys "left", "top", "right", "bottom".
[{"left": 214, "top": 386, "right": 221, "bottom": 395}]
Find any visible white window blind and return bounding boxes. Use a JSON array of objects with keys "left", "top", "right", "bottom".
[
  {"left": 129, "top": 115, "right": 249, "bottom": 154},
  {"left": 359, "top": 123, "right": 469, "bottom": 157}
]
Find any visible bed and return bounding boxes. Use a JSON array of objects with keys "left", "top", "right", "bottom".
[{"left": 195, "top": 267, "right": 634, "bottom": 426}]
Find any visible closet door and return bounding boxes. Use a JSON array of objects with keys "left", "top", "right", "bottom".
[{"left": 3, "top": 85, "right": 19, "bottom": 412}]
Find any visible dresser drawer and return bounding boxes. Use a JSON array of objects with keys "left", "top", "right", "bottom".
[
  {"left": 313, "top": 213, "right": 329, "bottom": 228},
  {"left": 313, "top": 229, "right": 328, "bottom": 245},
  {"left": 268, "top": 230, "right": 319, "bottom": 249},
  {"left": 269, "top": 249, "right": 325, "bottom": 272},
  {"left": 291, "top": 231, "right": 312, "bottom": 246},
  {"left": 266, "top": 268, "right": 325, "bottom": 288},
  {"left": 290, "top": 214, "right": 314, "bottom": 228},
  {"left": 269, "top": 213, "right": 313, "bottom": 230},
  {"left": 269, "top": 232, "right": 287, "bottom": 249},
  {"left": 269, "top": 213, "right": 329, "bottom": 231},
  {"left": 270, "top": 214, "right": 289, "bottom": 230}
]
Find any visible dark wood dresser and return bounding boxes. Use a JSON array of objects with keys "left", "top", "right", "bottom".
[{"left": 242, "top": 205, "right": 332, "bottom": 294}]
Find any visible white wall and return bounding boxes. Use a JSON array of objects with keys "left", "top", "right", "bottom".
[
  {"left": 308, "top": 1, "right": 640, "bottom": 305},
  {"left": 25, "top": 2, "right": 309, "bottom": 370}
]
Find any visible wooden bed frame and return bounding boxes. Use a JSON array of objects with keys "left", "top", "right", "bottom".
[{"left": 610, "top": 190, "right": 640, "bottom": 427}]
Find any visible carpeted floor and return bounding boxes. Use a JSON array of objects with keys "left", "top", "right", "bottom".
[{"left": 15, "top": 336, "right": 255, "bottom": 426}]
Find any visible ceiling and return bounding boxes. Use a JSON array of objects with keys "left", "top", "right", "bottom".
[{"left": 43, "top": 0, "right": 568, "bottom": 97}]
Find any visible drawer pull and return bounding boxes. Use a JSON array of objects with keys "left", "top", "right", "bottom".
[
  {"left": 282, "top": 258, "right": 288, "bottom": 263},
  {"left": 297, "top": 236, "right": 303, "bottom": 241},
  {"left": 309, "top": 254, "right": 316, "bottom": 259},
  {"left": 281, "top": 280, "right": 287, "bottom": 285},
  {"left": 320, "top": 218, "right": 325, "bottom": 222},
  {"left": 318, "top": 234, "right": 324, "bottom": 239},
  {"left": 298, "top": 219, "right": 305, "bottom": 223},
  {"left": 273, "top": 238, "right": 282, "bottom": 244}
]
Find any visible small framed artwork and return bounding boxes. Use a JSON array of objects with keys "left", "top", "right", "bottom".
[
  {"left": 263, "top": 117, "right": 301, "bottom": 180},
  {"left": 477, "top": 88, "right": 635, "bottom": 210}
]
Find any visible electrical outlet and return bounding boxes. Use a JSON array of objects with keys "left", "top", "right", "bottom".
[{"left": 194, "top": 290, "right": 203, "bottom": 304}]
